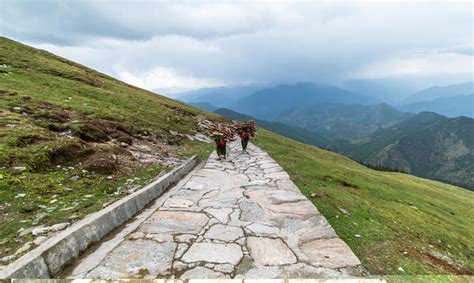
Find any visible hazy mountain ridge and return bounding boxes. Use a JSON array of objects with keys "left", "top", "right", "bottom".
[
  {"left": 278, "top": 103, "right": 412, "bottom": 139},
  {"left": 176, "top": 85, "right": 263, "bottom": 108},
  {"left": 402, "top": 81, "right": 474, "bottom": 103},
  {"left": 398, "top": 94, "right": 474, "bottom": 118},
  {"left": 230, "top": 82, "right": 376, "bottom": 120}
]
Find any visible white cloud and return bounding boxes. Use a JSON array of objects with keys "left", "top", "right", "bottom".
[{"left": 116, "top": 66, "right": 223, "bottom": 92}]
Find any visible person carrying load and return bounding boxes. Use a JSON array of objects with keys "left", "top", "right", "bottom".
[
  {"left": 238, "top": 130, "right": 250, "bottom": 153},
  {"left": 211, "top": 131, "right": 227, "bottom": 160}
]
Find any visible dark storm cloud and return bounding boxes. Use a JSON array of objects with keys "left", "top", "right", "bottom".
[
  {"left": 0, "top": 1, "right": 472, "bottom": 92},
  {"left": 1, "top": 0, "right": 276, "bottom": 45}
]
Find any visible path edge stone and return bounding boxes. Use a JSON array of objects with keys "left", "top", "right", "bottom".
[{"left": 0, "top": 156, "right": 199, "bottom": 279}]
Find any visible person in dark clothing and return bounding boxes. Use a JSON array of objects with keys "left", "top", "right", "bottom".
[
  {"left": 211, "top": 132, "right": 227, "bottom": 160},
  {"left": 238, "top": 130, "right": 250, "bottom": 153}
]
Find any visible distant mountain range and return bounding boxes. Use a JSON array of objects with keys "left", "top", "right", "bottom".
[
  {"left": 402, "top": 81, "right": 474, "bottom": 104},
  {"left": 398, "top": 94, "right": 473, "bottom": 118},
  {"left": 343, "top": 78, "right": 424, "bottom": 103},
  {"left": 176, "top": 85, "right": 263, "bottom": 108},
  {"left": 178, "top": 81, "right": 473, "bottom": 120},
  {"left": 278, "top": 103, "right": 412, "bottom": 139},
  {"left": 343, "top": 77, "right": 474, "bottom": 104},
  {"left": 231, "top": 82, "right": 376, "bottom": 120},
  {"left": 330, "top": 112, "right": 474, "bottom": 190}
]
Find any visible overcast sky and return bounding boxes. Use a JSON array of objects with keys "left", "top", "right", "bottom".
[{"left": 1, "top": 0, "right": 472, "bottom": 95}]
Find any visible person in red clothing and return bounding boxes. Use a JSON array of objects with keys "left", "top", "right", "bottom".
[{"left": 238, "top": 130, "right": 250, "bottom": 153}]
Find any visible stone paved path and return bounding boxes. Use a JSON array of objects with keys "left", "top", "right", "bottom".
[{"left": 64, "top": 141, "right": 362, "bottom": 279}]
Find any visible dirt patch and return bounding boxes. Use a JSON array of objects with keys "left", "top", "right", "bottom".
[
  {"left": 13, "top": 134, "right": 48, "bottom": 147},
  {"left": 32, "top": 103, "right": 71, "bottom": 124},
  {"left": 110, "top": 131, "right": 133, "bottom": 145},
  {"left": 9, "top": 104, "right": 35, "bottom": 115},
  {"left": 338, "top": 179, "right": 360, "bottom": 189},
  {"left": 164, "top": 104, "right": 197, "bottom": 117},
  {"left": 48, "top": 142, "right": 94, "bottom": 165},
  {"left": 47, "top": 141, "right": 142, "bottom": 175},
  {"left": 83, "top": 149, "right": 119, "bottom": 174},
  {"left": 421, "top": 250, "right": 471, "bottom": 275},
  {"left": 0, "top": 89, "right": 17, "bottom": 96},
  {"left": 34, "top": 110, "right": 70, "bottom": 124},
  {"left": 48, "top": 123, "right": 71, "bottom": 132},
  {"left": 164, "top": 134, "right": 184, "bottom": 145},
  {"left": 74, "top": 118, "right": 139, "bottom": 144},
  {"left": 77, "top": 123, "right": 111, "bottom": 142}
]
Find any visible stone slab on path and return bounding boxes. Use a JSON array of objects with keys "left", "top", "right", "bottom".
[{"left": 63, "top": 141, "right": 362, "bottom": 279}]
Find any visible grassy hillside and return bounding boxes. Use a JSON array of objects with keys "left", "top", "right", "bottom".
[
  {"left": 254, "top": 129, "right": 473, "bottom": 275},
  {"left": 0, "top": 37, "right": 219, "bottom": 264}
]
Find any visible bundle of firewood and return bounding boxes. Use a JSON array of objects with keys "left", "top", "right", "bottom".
[
  {"left": 203, "top": 121, "right": 237, "bottom": 140},
  {"left": 216, "top": 123, "right": 236, "bottom": 140},
  {"left": 231, "top": 120, "right": 256, "bottom": 137},
  {"left": 200, "top": 119, "right": 256, "bottom": 140}
]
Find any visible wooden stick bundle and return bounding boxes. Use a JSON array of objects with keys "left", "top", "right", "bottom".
[
  {"left": 203, "top": 119, "right": 256, "bottom": 140},
  {"left": 231, "top": 120, "right": 256, "bottom": 137}
]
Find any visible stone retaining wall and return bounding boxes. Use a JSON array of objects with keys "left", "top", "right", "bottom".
[{"left": 0, "top": 156, "right": 198, "bottom": 279}]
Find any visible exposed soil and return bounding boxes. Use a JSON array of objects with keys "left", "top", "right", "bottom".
[
  {"left": 339, "top": 179, "right": 360, "bottom": 189},
  {"left": 48, "top": 142, "right": 95, "bottom": 165},
  {"left": 164, "top": 103, "right": 197, "bottom": 118},
  {"left": 0, "top": 89, "right": 17, "bottom": 96},
  {"left": 32, "top": 102, "right": 71, "bottom": 123},
  {"left": 13, "top": 134, "right": 49, "bottom": 147},
  {"left": 74, "top": 118, "right": 141, "bottom": 145},
  {"left": 420, "top": 249, "right": 472, "bottom": 275},
  {"left": 83, "top": 149, "right": 118, "bottom": 174}
]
